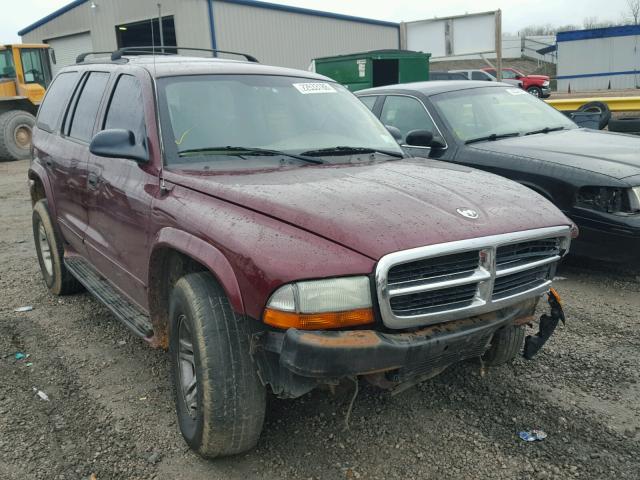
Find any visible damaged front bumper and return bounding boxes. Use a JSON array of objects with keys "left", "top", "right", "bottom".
[{"left": 253, "top": 294, "right": 565, "bottom": 398}]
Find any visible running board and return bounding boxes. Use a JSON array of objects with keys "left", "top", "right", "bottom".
[{"left": 64, "top": 256, "right": 153, "bottom": 338}]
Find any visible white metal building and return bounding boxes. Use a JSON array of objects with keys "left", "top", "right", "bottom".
[
  {"left": 557, "top": 25, "right": 640, "bottom": 92},
  {"left": 19, "top": 0, "right": 400, "bottom": 73}
]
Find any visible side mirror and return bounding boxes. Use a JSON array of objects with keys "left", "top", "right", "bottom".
[
  {"left": 405, "top": 129, "right": 434, "bottom": 147},
  {"left": 386, "top": 125, "right": 402, "bottom": 141},
  {"left": 89, "top": 129, "right": 149, "bottom": 163}
]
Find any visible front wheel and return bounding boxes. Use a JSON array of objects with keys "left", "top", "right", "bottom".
[
  {"left": 169, "top": 272, "right": 266, "bottom": 458},
  {"left": 0, "top": 110, "right": 35, "bottom": 160},
  {"left": 527, "top": 86, "right": 543, "bottom": 98}
]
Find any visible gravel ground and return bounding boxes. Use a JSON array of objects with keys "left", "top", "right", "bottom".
[{"left": 1, "top": 159, "right": 639, "bottom": 480}]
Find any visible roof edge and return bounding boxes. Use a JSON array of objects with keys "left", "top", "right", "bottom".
[
  {"left": 18, "top": 0, "right": 88, "bottom": 36},
  {"left": 215, "top": 0, "right": 399, "bottom": 28},
  {"left": 18, "top": 0, "right": 398, "bottom": 38},
  {"left": 557, "top": 24, "right": 640, "bottom": 42}
]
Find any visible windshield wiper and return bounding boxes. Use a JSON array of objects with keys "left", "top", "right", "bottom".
[
  {"left": 525, "top": 126, "right": 566, "bottom": 136},
  {"left": 465, "top": 132, "right": 521, "bottom": 145},
  {"left": 178, "top": 146, "right": 323, "bottom": 164},
  {"left": 300, "top": 146, "right": 405, "bottom": 158}
]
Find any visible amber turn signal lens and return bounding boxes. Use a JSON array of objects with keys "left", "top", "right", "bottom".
[{"left": 263, "top": 308, "right": 375, "bottom": 330}]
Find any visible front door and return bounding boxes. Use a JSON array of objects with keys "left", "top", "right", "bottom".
[{"left": 85, "top": 73, "right": 155, "bottom": 310}]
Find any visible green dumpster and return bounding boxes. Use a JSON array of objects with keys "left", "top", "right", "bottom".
[{"left": 313, "top": 50, "right": 431, "bottom": 92}]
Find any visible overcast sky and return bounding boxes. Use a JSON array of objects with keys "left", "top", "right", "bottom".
[{"left": 2, "top": 0, "right": 635, "bottom": 42}]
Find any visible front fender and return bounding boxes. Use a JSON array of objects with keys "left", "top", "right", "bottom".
[{"left": 150, "top": 227, "right": 244, "bottom": 314}]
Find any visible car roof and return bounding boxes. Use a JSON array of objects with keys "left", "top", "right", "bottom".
[
  {"left": 61, "top": 55, "right": 332, "bottom": 81},
  {"left": 357, "top": 80, "right": 513, "bottom": 97}
]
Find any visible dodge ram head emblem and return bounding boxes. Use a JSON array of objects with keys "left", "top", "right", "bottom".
[{"left": 456, "top": 208, "right": 479, "bottom": 219}]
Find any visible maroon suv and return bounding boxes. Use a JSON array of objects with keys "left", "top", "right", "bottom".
[{"left": 29, "top": 50, "right": 573, "bottom": 458}]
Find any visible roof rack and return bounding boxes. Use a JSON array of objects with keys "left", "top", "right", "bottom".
[
  {"left": 75, "top": 46, "right": 259, "bottom": 65},
  {"left": 111, "top": 46, "right": 259, "bottom": 62}
]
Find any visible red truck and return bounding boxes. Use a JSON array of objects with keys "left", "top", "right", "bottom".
[
  {"left": 483, "top": 67, "right": 551, "bottom": 98},
  {"left": 29, "top": 49, "right": 572, "bottom": 458}
]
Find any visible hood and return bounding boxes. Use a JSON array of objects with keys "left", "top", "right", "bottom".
[
  {"left": 525, "top": 74, "right": 549, "bottom": 80},
  {"left": 469, "top": 129, "right": 640, "bottom": 181},
  {"left": 167, "top": 159, "right": 570, "bottom": 260}
]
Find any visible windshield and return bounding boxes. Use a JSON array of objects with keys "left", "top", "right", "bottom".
[
  {"left": 157, "top": 74, "right": 403, "bottom": 169},
  {"left": 430, "top": 86, "right": 576, "bottom": 143}
]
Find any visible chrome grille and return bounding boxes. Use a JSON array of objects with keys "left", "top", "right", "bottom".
[{"left": 375, "top": 226, "right": 571, "bottom": 329}]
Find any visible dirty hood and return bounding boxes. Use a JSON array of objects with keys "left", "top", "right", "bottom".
[
  {"left": 470, "top": 128, "right": 640, "bottom": 180},
  {"left": 169, "top": 159, "right": 570, "bottom": 260}
]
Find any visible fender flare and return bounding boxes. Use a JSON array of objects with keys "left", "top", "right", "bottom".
[
  {"left": 28, "top": 163, "right": 56, "bottom": 215},
  {"left": 150, "top": 227, "right": 244, "bottom": 314}
]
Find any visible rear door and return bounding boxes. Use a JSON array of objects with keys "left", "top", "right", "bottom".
[{"left": 85, "top": 72, "right": 156, "bottom": 309}]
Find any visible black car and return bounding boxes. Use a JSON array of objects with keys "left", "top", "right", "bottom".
[{"left": 357, "top": 81, "right": 640, "bottom": 265}]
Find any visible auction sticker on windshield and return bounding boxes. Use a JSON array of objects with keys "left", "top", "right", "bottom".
[
  {"left": 293, "top": 83, "right": 336, "bottom": 94},
  {"left": 506, "top": 88, "right": 528, "bottom": 95}
]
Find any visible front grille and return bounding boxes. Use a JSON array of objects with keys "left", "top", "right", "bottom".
[
  {"left": 376, "top": 227, "right": 571, "bottom": 329},
  {"left": 388, "top": 251, "right": 479, "bottom": 286},
  {"left": 493, "top": 265, "right": 552, "bottom": 300},
  {"left": 497, "top": 238, "right": 561, "bottom": 269},
  {"left": 389, "top": 283, "right": 478, "bottom": 316}
]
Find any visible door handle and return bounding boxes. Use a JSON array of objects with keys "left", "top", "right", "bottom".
[{"left": 88, "top": 172, "right": 99, "bottom": 189}]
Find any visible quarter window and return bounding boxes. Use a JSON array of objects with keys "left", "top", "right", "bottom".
[
  {"left": 67, "top": 72, "right": 110, "bottom": 142},
  {"left": 380, "top": 96, "right": 437, "bottom": 144},
  {"left": 37, "top": 72, "right": 79, "bottom": 133},
  {"left": 359, "top": 96, "right": 377, "bottom": 111}
]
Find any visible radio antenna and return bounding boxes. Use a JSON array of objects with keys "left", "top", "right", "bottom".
[{"left": 150, "top": 17, "right": 157, "bottom": 75}]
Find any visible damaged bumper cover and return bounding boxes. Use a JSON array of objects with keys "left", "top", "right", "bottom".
[{"left": 254, "top": 295, "right": 562, "bottom": 397}]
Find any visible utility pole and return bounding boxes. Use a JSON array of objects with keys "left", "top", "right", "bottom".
[
  {"left": 495, "top": 9, "right": 503, "bottom": 81},
  {"left": 157, "top": 3, "right": 165, "bottom": 54}
]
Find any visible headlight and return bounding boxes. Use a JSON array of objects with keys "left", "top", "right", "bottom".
[
  {"left": 542, "top": 81, "right": 550, "bottom": 87},
  {"left": 575, "top": 186, "right": 639, "bottom": 213},
  {"left": 263, "top": 276, "right": 374, "bottom": 330}
]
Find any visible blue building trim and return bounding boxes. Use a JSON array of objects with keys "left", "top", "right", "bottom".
[
  {"left": 19, "top": 0, "right": 398, "bottom": 37},
  {"left": 557, "top": 69, "right": 640, "bottom": 80},
  {"left": 18, "top": 0, "right": 88, "bottom": 36},
  {"left": 207, "top": 0, "right": 218, "bottom": 51},
  {"left": 557, "top": 25, "right": 640, "bottom": 43}
]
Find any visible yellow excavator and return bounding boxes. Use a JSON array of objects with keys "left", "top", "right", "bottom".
[{"left": 0, "top": 43, "right": 52, "bottom": 160}]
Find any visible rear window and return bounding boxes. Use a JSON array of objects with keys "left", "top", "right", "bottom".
[
  {"left": 36, "top": 72, "right": 79, "bottom": 133},
  {"left": 67, "top": 71, "right": 110, "bottom": 142}
]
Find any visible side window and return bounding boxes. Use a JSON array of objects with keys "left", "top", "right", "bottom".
[
  {"left": 502, "top": 70, "right": 517, "bottom": 79},
  {"left": 380, "top": 96, "right": 437, "bottom": 144},
  {"left": 36, "top": 72, "right": 79, "bottom": 133},
  {"left": 359, "top": 96, "right": 377, "bottom": 111},
  {"left": 67, "top": 72, "right": 110, "bottom": 142},
  {"left": 485, "top": 69, "right": 497, "bottom": 77},
  {"left": 20, "top": 48, "right": 52, "bottom": 88},
  {"left": 103, "top": 75, "right": 146, "bottom": 139},
  {"left": 472, "top": 71, "right": 490, "bottom": 81}
]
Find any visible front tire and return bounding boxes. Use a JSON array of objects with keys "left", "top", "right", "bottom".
[
  {"left": 527, "top": 86, "right": 543, "bottom": 98},
  {"left": 482, "top": 325, "right": 525, "bottom": 366},
  {"left": 32, "top": 199, "right": 83, "bottom": 295},
  {"left": 169, "top": 272, "right": 266, "bottom": 458}
]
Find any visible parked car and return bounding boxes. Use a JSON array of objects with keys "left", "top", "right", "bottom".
[
  {"left": 357, "top": 81, "right": 640, "bottom": 266},
  {"left": 483, "top": 67, "right": 551, "bottom": 97},
  {"left": 29, "top": 53, "right": 573, "bottom": 459},
  {"left": 450, "top": 68, "right": 523, "bottom": 88},
  {"left": 429, "top": 71, "right": 469, "bottom": 81}
]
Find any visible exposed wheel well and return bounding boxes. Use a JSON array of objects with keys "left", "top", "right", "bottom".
[
  {"left": 147, "top": 248, "right": 210, "bottom": 349},
  {"left": 28, "top": 172, "right": 47, "bottom": 206},
  {"left": 0, "top": 99, "right": 38, "bottom": 116}
]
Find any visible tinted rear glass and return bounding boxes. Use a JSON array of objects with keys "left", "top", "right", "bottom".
[
  {"left": 68, "top": 72, "right": 109, "bottom": 142},
  {"left": 37, "top": 72, "right": 79, "bottom": 132}
]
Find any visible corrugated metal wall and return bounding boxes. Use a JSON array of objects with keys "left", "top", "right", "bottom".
[
  {"left": 557, "top": 34, "right": 640, "bottom": 92},
  {"left": 21, "top": 0, "right": 399, "bottom": 71},
  {"left": 212, "top": 1, "right": 399, "bottom": 69},
  {"left": 22, "top": 0, "right": 211, "bottom": 63}
]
